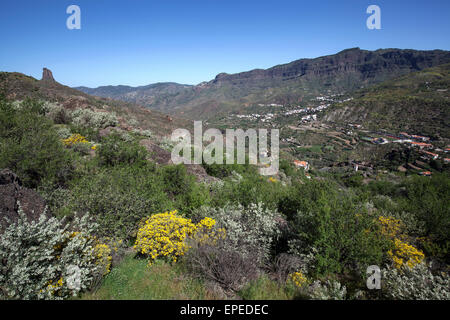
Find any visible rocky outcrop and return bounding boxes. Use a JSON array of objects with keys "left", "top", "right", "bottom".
[
  {"left": 41, "top": 67, "right": 55, "bottom": 82},
  {"left": 0, "top": 169, "right": 48, "bottom": 231}
]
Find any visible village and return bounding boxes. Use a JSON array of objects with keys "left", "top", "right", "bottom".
[
  {"left": 212, "top": 95, "right": 449, "bottom": 179},
  {"left": 230, "top": 94, "right": 354, "bottom": 124},
  {"left": 287, "top": 123, "right": 450, "bottom": 178}
]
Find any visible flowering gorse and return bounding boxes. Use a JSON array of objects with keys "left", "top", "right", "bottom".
[
  {"left": 93, "top": 243, "right": 112, "bottom": 275},
  {"left": 62, "top": 133, "right": 89, "bottom": 147},
  {"left": 288, "top": 271, "right": 308, "bottom": 288},
  {"left": 378, "top": 216, "right": 403, "bottom": 239},
  {"left": 134, "top": 210, "right": 224, "bottom": 264},
  {"left": 378, "top": 215, "right": 425, "bottom": 270},
  {"left": 387, "top": 238, "right": 425, "bottom": 269}
]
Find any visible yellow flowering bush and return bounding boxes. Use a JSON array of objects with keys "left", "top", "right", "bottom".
[
  {"left": 191, "top": 216, "right": 226, "bottom": 246},
  {"left": 134, "top": 210, "right": 224, "bottom": 264},
  {"left": 94, "top": 243, "right": 112, "bottom": 275},
  {"left": 68, "top": 232, "right": 113, "bottom": 276},
  {"left": 288, "top": 271, "right": 308, "bottom": 288},
  {"left": 388, "top": 238, "right": 425, "bottom": 269},
  {"left": 62, "top": 133, "right": 89, "bottom": 147},
  {"left": 378, "top": 216, "right": 403, "bottom": 239},
  {"left": 378, "top": 216, "right": 425, "bottom": 270},
  {"left": 41, "top": 277, "right": 64, "bottom": 297}
]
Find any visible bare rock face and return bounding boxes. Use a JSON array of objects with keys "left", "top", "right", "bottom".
[
  {"left": 42, "top": 67, "right": 55, "bottom": 82},
  {"left": 0, "top": 169, "right": 48, "bottom": 231}
]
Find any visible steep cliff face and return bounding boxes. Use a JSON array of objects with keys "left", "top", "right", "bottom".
[{"left": 209, "top": 48, "right": 450, "bottom": 86}]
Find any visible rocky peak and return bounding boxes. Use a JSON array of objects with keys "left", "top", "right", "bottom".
[{"left": 42, "top": 67, "right": 55, "bottom": 82}]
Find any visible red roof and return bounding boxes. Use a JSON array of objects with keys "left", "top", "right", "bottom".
[
  {"left": 293, "top": 160, "right": 308, "bottom": 167},
  {"left": 421, "top": 151, "right": 438, "bottom": 157},
  {"left": 410, "top": 142, "right": 432, "bottom": 147}
]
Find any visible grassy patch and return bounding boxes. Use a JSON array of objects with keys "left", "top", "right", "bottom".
[
  {"left": 81, "top": 254, "right": 215, "bottom": 300},
  {"left": 238, "top": 275, "right": 296, "bottom": 300}
]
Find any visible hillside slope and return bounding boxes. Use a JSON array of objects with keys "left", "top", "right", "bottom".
[
  {"left": 322, "top": 63, "right": 450, "bottom": 139},
  {"left": 0, "top": 70, "right": 192, "bottom": 137}
]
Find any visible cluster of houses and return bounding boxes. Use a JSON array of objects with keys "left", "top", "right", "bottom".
[
  {"left": 257, "top": 103, "right": 283, "bottom": 107},
  {"left": 315, "top": 94, "right": 350, "bottom": 102},
  {"left": 233, "top": 102, "right": 330, "bottom": 124},
  {"left": 301, "top": 114, "right": 317, "bottom": 122},
  {"left": 235, "top": 113, "right": 275, "bottom": 122}
]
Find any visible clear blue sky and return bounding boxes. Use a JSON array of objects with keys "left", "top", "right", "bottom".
[{"left": 1, "top": 0, "right": 449, "bottom": 87}]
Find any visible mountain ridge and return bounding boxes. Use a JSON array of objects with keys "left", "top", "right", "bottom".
[{"left": 74, "top": 48, "right": 450, "bottom": 120}]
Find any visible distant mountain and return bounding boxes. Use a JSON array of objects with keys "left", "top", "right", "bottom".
[
  {"left": 323, "top": 63, "right": 450, "bottom": 139},
  {"left": 75, "top": 82, "right": 192, "bottom": 108},
  {"left": 0, "top": 69, "right": 191, "bottom": 137},
  {"left": 74, "top": 48, "right": 450, "bottom": 120}
]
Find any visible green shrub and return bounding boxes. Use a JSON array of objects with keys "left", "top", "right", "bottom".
[
  {"left": 42, "top": 101, "right": 71, "bottom": 124},
  {"left": 160, "top": 165, "right": 211, "bottom": 214},
  {"left": 284, "top": 181, "right": 390, "bottom": 277},
  {"left": 97, "top": 134, "right": 148, "bottom": 167},
  {"left": 307, "top": 280, "right": 347, "bottom": 300},
  {"left": 0, "top": 98, "right": 74, "bottom": 188},
  {"left": 400, "top": 174, "right": 450, "bottom": 252},
  {"left": 59, "top": 165, "right": 171, "bottom": 239},
  {"left": 212, "top": 172, "right": 284, "bottom": 209}
]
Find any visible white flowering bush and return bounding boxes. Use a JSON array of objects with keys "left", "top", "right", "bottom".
[
  {"left": 11, "top": 100, "right": 23, "bottom": 110},
  {"left": 308, "top": 280, "right": 347, "bottom": 300},
  {"left": 382, "top": 263, "right": 450, "bottom": 300},
  {"left": 0, "top": 204, "right": 104, "bottom": 300},
  {"left": 55, "top": 126, "right": 72, "bottom": 139},
  {"left": 11, "top": 100, "right": 71, "bottom": 124},
  {"left": 71, "top": 108, "right": 118, "bottom": 129},
  {"left": 127, "top": 117, "right": 139, "bottom": 127},
  {"left": 159, "top": 136, "right": 176, "bottom": 151},
  {"left": 132, "top": 128, "right": 153, "bottom": 138},
  {"left": 194, "top": 203, "right": 281, "bottom": 261}
]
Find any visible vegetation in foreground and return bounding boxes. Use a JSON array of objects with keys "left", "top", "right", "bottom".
[{"left": 0, "top": 96, "right": 449, "bottom": 300}]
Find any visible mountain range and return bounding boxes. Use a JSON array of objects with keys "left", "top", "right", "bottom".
[{"left": 75, "top": 47, "right": 450, "bottom": 120}]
